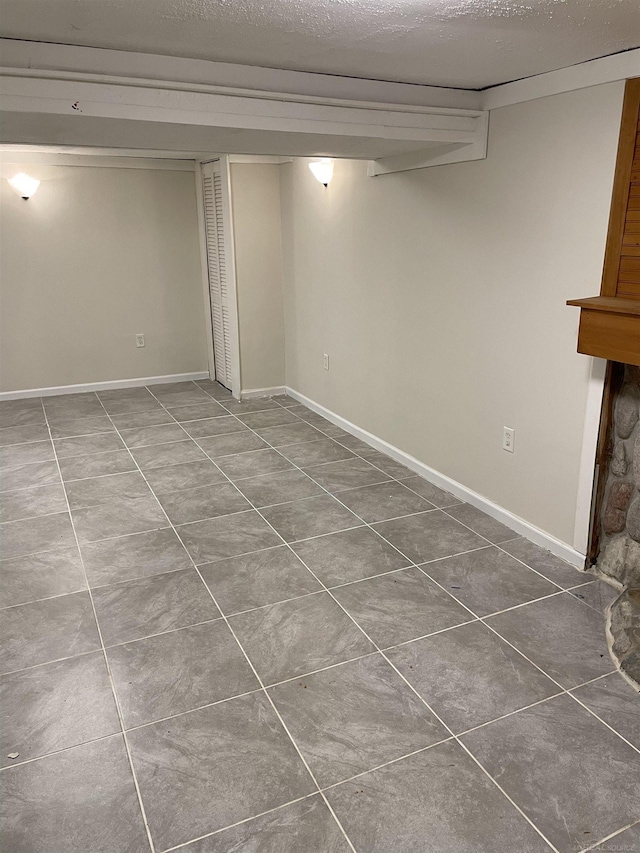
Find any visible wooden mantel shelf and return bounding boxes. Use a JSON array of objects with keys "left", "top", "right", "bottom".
[{"left": 567, "top": 296, "right": 640, "bottom": 366}]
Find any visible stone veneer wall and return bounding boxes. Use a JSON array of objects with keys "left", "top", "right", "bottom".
[{"left": 596, "top": 364, "right": 640, "bottom": 688}]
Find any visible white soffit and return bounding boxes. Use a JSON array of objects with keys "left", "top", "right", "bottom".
[{"left": 0, "top": 0, "right": 638, "bottom": 89}]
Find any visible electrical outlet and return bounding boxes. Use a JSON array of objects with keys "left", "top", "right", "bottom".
[
  {"left": 135, "top": 334, "right": 145, "bottom": 348},
  {"left": 503, "top": 426, "right": 515, "bottom": 453},
  {"left": 323, "top": 353, "right": 329, "bottom": 370}
]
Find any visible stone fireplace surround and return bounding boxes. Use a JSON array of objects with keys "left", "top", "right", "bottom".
[{"left": 593, "top": 363, "right": 640, "bottom": 688}]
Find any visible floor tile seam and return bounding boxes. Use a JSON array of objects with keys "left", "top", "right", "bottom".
[
  {"left": 137, "top": 394, "right": 362, "bottom": 853},
  {"left": 0, "top": 475, "right": 65, "bottom": 497},
  {"left": 0, "top": 504, "right": 77, "bottom": 526},
  {"left": 0, "top": 584, "right": 91, "bottom": 613},
  {"left": 159, "top": 792, "right": 321, "bottom": 853},
  {"left": 0, "top": 455, "right": 57, "bottom": 473},
  {"left": 0, "top": 647, "right": 104, "bottom": 679},
  {"left": 0, "top": 729, "right": 124, "bottom": 773},
  {"left": 223, "top": 418, "right": 560, "bottom": 852},
  {"left": 256, "top": 489, "right": 562, "bottom": 852},
  {"left": 0, "top": 435, "right": 63, "bottom": 448},
  {"left": 42, "top": 398, "right": 157, "bottom": 853},
  {"left": 581, "top": 819, "right": 640, "bottom": 852},
  {"left": 490, "top": 545, "right": 587, "bottom": 593},
  {"left": 119, "top": 650, "right": 382, "bottom": 735},
  {"left": 565, "top": 691, "right": 640, "bottom": 757}
]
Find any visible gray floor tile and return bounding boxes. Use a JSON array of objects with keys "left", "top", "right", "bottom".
[
  {"left": 337, "top": 480, "right": 435, "bottom": 523},
  {"left": 261, "top": 495, "right": 361, "bottom": 542},
  {"left": 303, "top": 458, "right": 392, "bottom": 493},
  {"left": 0, "top": 591, "right": 100, "bottom": 674},
  {"left": 44, "top": 393, "right": 105, "bottom": 421},
  {"left": 331, "top": 432, "right": 371, "bottom": 454},
  {"left": 177, "top": 796, "right": 350, "bottom": 853},
  {"left": 97, "top": 386, "right": 163, "bottom": 415},
  {"left": 571, "top": 672, "right": 640, "bottom": 748},
  {"left": 149, "top": 383, "right": 212, "bottom": 408},
  {"left": 270, "top": 654, "right": 448, "bottom": 786},
  {"left": 143, "top": 459, "right": 227, "bottom": 495},
  {"left": 0, "top": 423, "right": 50, "bottom": 446},
  {"left": 194, "top": 379, "right": 233, "bottom": 401},
  {"left": 333, "top": 567, "right": 471, "bottom": 648},
  {"left": 196, "top": 431, "right": 269, "bottom": 458},
  {"left": 0, "top": 736, "right": 148, "bottom": 853},
  {"left": 278, "top": 439, "right": 356, "bottom": 468},
  {"left": 93, "top": 568, "right": 220, "bottom": 646},
  {"left": 461, "top": 694, "right": 640, "bottom": 853},
  {"left": 0, "top": 460, "right": 60, "bottom": 492},
  {"left": 71, "top": 493, "right": 167, "bottom": 543},
  {"left": 131, "top": 440, "right": 207, "bottom": 471},
  {"left": 238, "top": 408, "right": 301, "bottom": 428},
  {"left": 81, "top": 528, "right": 191, "bottom": 587},
  {"left": 166, "top": 401, "right": 229, "bottom": 421},
  {"left": 53, "top": 432, "right": 124, "bottom": 458},
  {"left": 108, "top": 620, "right": 257, "bottom": 727},
  {"left": 373, "top": 510, "right": 487, "bottom": 563},
  {"left": 216, "top": 448, "right": 296, "bottom": 480},
  {"left": 392, "top": 476, "right": 462, "bottom": 507},
  {"left": 181, "top": 416, "right": 247, "bottom": 439},
  {"left": 118, "top": 422, "right": 188, "bottom": 448},
  {"left": 59, "top": 449, "right": 137, "bottom": 481},
  {"left": 0, "top": 482, "right": 67, "bottom": 523},
  {"left": 388, "top": 621, "right": 559, "bottom": 733},
  {"left": 486, "top": 593, "right": 615, "bottom": 688},
  {"left": 426, "top": 546, "right": 560, "bottom": 617},
  {"left": 0, "top": 546, "right": 86, "bottom": 609},
  {"left": 0, "top": 440, "right": 54, "bottom": 468},
  {"left": 221, "top": 398, "right": 281, "bottom": 414},
  {"left": 1, "top": 511, "right": 75, "bottom": 559},
  {"left": 65, "top": 471, "right": 151, "bottom": 510},
  {"left": 254, "top": 421, "right": 324, "bottom": 446},
  {"left": 445, "top": 503, "right": 518, "bottom": 544},
  {"left": 287, "top": 407, "right": 332, "bottom": 429},
  {"left": 0, "top": 652, "right": 120, "bottom": 767},
  {"left": 500, "top": 538, "right": 586, "bottom": 588},
  {"left": 291, "top": 526, "right": 410, "bottom": 586},
  {"left": 157, "top": 482, "right": 250, "bottom": 525},
  {"left": 0, "top": 398, "right": 45, "bottom": 429},
  {"left": 325, "top": 739, "right": 551, "bottom": 853},
  {"left": 236, "top": 469, "right": 324, "bottom": 507},
  {"left": 354, "top": 447, "right": 415, "bottom": 479},
  {"left": 229, "top": 592, "right": 375, "bottom": 684},
  {"left": 199, "top": 545, "right": 322, "bottom": 614},
  {"left": 128, "top": 692, "right": 314, "bottom": 851},
  {"left": 110, "top": 408, "right": 176, "bottom": 430},
  {"left": 178, "top": 510, "right": 281, "bottom": 565},
  {"left": 48, "top": 415, "right": 115, "bottom": 439},
  {"left": 570, "top": 580, "right": 620, "bottom": 616}
]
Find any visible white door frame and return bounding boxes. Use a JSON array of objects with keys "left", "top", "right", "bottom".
[{"left": 195, "top": 155, "right": 242, "bottom": 399}]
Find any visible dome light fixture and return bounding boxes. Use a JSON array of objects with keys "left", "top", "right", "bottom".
[
  {"left": 309, "top": 159, "right": 334, "bottom": 187},
  {"left": 8, "top": 173, "right": 40, "bottom": 200}
]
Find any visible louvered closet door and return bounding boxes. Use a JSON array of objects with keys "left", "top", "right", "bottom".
[{"left": 202, "top": 161, "right": 233, "bottom": 390}]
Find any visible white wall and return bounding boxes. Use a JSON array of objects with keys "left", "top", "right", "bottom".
[
  {"left": 280, "top": 82, "right": 625, "bottom": 547},
  {"left": 231, "top": 163, "right": 285, "bottom": 391},
  {"left": 0, "top": 162, "right": 208, "bottom": 392}
]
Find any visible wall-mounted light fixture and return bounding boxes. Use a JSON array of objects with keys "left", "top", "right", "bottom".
[
  {"left": 309, "top": 159, "right": 334, "bottom": 187},
  {"left": 8, "top": 173, "right": 40, "bottom": 200}
]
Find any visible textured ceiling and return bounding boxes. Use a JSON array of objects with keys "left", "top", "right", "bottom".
[{"left": 1, "top": 0, "right": 638, "bottom": 89}]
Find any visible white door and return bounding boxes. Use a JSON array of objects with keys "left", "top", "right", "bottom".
[{"left": 201, "top": 159, "right": 238, "bottom": 392}]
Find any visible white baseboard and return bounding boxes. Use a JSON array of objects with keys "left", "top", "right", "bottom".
[
  {"left": 286, "top": 386, "right": 587, "bottom": 570},
  {"left": 0, "top": 372, "right": 210, "bottom": 401},
  {"left": 241, "top": 386, "right": 286, "bottom": 400}
]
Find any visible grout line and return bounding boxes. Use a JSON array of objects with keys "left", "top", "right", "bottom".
[
  {"left": 0, "top": 730, "right": 123, "bottom": 772},
  {"left": 8, "top": 386, "right": 630, "bottom": 852},
  {"left": 142, "top": 383, "right": 359, "bottom": 853},
  {"left": 174, "top": 394, "right": 562, "bottom": 853},
  {"left": 39, "top": 397, "right": 157, "bottom": 853},
  {"left": 581, "top": 819, "right": 640, "bottom": 853}
]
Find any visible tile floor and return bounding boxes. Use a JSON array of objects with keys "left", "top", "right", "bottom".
[{"left": 0, "top": 380, "right": 639, "bottom": 853}]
